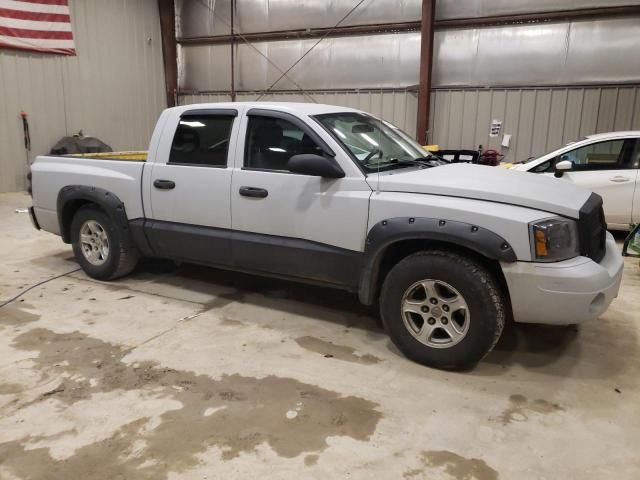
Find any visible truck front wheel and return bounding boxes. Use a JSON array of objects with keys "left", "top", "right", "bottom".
[
  {"left": 70, "top": 205, "right": 139, "bottom": 280},
  {"left": 380, "top": 250, "right": 505, "bottom": 370}
]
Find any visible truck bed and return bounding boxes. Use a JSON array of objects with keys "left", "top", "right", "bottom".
[{"left": 31, "top": 154, "right": 146, "bottom": 236}]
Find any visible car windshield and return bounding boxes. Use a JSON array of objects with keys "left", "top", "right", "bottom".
[{"left": 313, "top": 112, "right": 433, "bottom": 172}]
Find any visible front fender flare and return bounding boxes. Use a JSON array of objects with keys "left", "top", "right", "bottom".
[{"left": 358, "top": 217, "right": 517, "bottom": 305}]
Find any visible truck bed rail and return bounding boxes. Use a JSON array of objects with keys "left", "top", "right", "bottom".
[{"left": 67, "top": 151, "right": 147, "bottom": 161}]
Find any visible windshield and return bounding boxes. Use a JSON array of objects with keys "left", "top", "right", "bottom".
[{"left": 313, "top": 112, "right": 431, "bottom": 172}]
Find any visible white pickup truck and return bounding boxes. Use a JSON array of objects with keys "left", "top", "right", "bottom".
[{"left": 30, "top": 102, "right": 624, "bottom": 369}]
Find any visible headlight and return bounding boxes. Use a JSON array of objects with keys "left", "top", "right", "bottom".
[{"left": 530, "top": 218, "right": 579, "bottom": 262}]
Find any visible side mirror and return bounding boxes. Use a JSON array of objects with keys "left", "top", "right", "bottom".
[
  {"left": 288, "top": 154, "right": 345, "bottom": 178},
  {"left": 554, "top": 159, "right": 572, "bottom": 178}
]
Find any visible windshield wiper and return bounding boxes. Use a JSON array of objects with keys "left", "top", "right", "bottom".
[
  {"left": 415, "top": 155, "right": 450, "bottom": 165},
  {"left": 363, "top": 156, "right": 444, "bottom": 171},
  {"left": 390, "top": 159, "right": 430, "bottom": 168},
  {"left": 388, "top": 156, "right": 448, "bottom": 168},
  {"left": 363, "top": 149, "right": 382, "bottom": 163}
]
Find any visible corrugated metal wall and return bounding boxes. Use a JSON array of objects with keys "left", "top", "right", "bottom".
[
  {"left": 180, "top": 32, "right": 421, "bottom": 91},
  {"left": 0, "top": 0, "right": 166, "bottom": 193},
  {"left": 433, "top": 17, "right": 640, "bottom": 88},
  {"left": 176, "top": 0, "right": 421, "bottom": 36},
  {"left": 176, "top": 0, "right": 640, "bottom": 157},
  {"left": 178, "top": 17, "right": 640, "bottom": 92},
  {"left": 429, "top": 86, "right": 640, "bottom": 162},
  {"left": 176, "top": 0, "right": 640, "bottom": 36},
  {"left": 435, "top": 0, "right": 639, "bottom": 19}
]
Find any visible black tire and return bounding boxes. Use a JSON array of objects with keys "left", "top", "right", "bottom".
[
  {"left": 70, "top": 205, "right": 139, "bottom": 280},
  {"left": 380, "top": 250, "right": 505, "bottom": 370}
]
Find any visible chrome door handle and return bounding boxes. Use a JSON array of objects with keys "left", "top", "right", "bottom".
[{"left": 609, "top": 176, "right": 631, "bottom": 183}]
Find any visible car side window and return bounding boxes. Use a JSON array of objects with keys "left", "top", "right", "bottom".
[
  {"left": 531, "top": 160, "right": 553, "bottom": 173},
  {"left": 558, "top": 139, "right": 635, "bottom": 171},
  {"left": 244, "top": 116, "right": 322, "bottom": 171},
  {"left": 631, "top": 139, "right": 640, "bottom": 169},
  {"left": 169, "top": 115, "right": 234, "bottom": 167}
]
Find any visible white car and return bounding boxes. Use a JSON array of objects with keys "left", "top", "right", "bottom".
[
  {"left": 513, "top": 131, "right": 640, "bottom": 230},
  {"left": 29, "top": 103, "right": 623, "bottom": 369}
]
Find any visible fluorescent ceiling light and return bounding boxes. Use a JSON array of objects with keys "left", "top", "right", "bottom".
[
  {"left": 393, "top": 138, "right": 414, "bottom": 156},
  {"left": 333, "top": 128, "right": 347, "bottom": 139},
  {"left": 180, "top": 120, "right": 205, "bottom": 127},
  {"left": 360, "top": 133, "right": 379, "bottom": 147}
]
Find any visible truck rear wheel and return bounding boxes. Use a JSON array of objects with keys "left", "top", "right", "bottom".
[
  {"left": 380, "top": 250, "right": 505, "bottom": 370},
  {"left": 70, "top": 205, "right": 139, "bottom": 280}
]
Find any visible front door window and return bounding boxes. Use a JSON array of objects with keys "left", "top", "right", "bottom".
[{"left": 560, "top": 139, "right": 635, "bottom": 171}]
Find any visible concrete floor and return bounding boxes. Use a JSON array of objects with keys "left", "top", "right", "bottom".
[{"left": 0, "top": 191, "right": 639, "bottom": 480}]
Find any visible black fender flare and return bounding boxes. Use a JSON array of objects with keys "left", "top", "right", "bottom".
[
  {"left": 56, "top": 185, "right": 131, "bottom": 244},
  {"left": 358, "top": 217, "right": 517, "bottom": 305}
]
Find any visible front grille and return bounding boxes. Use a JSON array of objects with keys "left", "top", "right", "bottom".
[{"left": 578, "top": 193, "right": 607, "bottom": 263}]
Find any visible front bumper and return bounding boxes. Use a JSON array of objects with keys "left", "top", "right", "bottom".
[{"left": 502, "top": 232, "right": 623, "bottom": 325}]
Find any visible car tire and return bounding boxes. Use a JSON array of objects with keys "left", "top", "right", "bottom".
[
  {"left": 380, "top": 250, "right": 505, "bottom": 370},
  {"left": 70, "top": 205, "right": 139, "bottom": 280}
]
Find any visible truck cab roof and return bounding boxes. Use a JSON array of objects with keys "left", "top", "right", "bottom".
[{"left": 167, "top": 101, "right": 364, "bottom": 117}]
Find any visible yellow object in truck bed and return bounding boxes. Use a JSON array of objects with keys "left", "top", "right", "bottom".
[{"left": 68, "top": 151, "right": 148, "bottom": 161}]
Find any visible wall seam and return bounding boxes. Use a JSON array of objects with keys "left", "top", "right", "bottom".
[
  {"left": 560, "top": 88, "right": 568, "bottom": 145},
  {"left": 632, "top": 87, "right": 639, "bottom": 130},
  {"left": 595, "top": 87, "right": 602, "bottom": 133},
  {"left": 544, "top": 89, "right": 552, "bottom": 151},
  {"left": 529, "top": 90, "right": 538, "bottom": 158},
  {"left": 577, "top": 88, "right": 585, "bottom": 137},
  {"left": 612, "top": 87, "right": 619, "bottom": 132}
]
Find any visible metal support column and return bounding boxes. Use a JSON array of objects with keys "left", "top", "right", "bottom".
[
  {"left": 230, "top": 0, "right": 236, "bottom": 101},
  {"left": 158, "top": 0, "right": 178, "bottom": 107},
  {"left": 417, "top": 0, "right": 436, "bottom": 145}
]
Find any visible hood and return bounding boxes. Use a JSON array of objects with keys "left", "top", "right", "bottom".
[
  {"left": 511, "top": 162, "right": 534, "bottom": 171},
  {"left": 367, "top": 163, "right": 591, "bottom": 218}
]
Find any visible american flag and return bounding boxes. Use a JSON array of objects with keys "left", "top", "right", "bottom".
[{"left": 0, "top": 0, "right": 75, "bottom": 55}]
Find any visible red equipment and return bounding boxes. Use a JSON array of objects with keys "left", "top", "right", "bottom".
[{"left": 479, "top": 148, "right": 504, "bottom": 166}]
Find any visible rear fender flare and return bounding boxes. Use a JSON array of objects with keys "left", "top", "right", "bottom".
[{"left": 56, "top": 185, "right": 130, "bottom": 244}]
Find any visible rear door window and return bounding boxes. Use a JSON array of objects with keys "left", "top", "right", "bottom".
[{"left": 169, "top": 115, "right": 235, "bottom": 167}]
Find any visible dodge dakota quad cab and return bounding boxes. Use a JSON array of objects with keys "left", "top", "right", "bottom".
[{"left": 29, "top": 102, "right": 624, "bottom": 369}]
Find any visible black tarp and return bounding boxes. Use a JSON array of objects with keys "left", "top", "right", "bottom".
[{"left": 50, "top": 136, "right": 112, "bottom": 155}]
